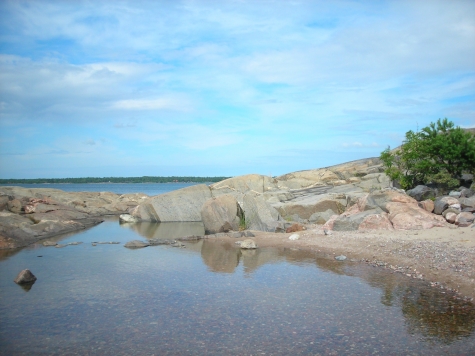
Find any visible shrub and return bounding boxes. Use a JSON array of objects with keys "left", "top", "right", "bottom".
[{"left": 380, "top": 118, "right": 475, "bottom": 190}]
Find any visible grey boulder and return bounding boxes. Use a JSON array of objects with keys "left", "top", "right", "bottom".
[
  {"left": 14, "top": 269, "right": 37, "bottom": 284},
  {"left": 406, "top": 185, "right": 436, "bottom": 202}
]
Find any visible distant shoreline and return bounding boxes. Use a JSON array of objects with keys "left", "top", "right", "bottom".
[{"left": 0, "top": 176, "right": 230, "bottom": 184}]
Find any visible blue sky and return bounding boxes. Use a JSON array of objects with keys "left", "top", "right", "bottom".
[{"left": 0, "top": 0, "right": 474, "bottom": 179}]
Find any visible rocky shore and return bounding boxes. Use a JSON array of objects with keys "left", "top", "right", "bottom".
[
  {"left": 0, "top": 186, "right": 147, "bottom": 248},
  {"left": 1, "top": 157, "right": 474, "bottom": 299}
]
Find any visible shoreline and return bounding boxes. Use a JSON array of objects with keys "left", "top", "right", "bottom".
[{"left": 219, "top": 225, "right": 475, "bottom": 301}]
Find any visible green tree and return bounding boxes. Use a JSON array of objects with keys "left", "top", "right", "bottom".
[{"left": 380, "top": 118, "right": 475, "bottom": 190}]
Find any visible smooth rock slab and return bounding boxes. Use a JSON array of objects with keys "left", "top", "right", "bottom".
[
  {"left": 335, "top": 255, "right": 347, "bottom": 261},
  {"left": 14, "top": 269, "right": 37, "bottom": 284}
]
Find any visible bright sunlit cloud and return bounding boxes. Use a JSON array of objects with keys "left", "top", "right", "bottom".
[{"left": 0, "top": 0, "right": 474, "bottom": 178}]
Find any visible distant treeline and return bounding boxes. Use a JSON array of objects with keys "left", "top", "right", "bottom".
[{"left": 0, "top": 176, "right": 230, "bottom": 184}]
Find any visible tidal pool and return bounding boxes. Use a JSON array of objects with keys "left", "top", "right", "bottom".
[{"left": 0, "top": 218, "right": 474, "bottom": 355}]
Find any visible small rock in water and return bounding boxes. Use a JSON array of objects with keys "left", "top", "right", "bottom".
[
  {"left": 42, "top": 240, "right": 57, "bottom": 246},
  {"left": 324, "top": 229, "right": 332, "bottom": 236},
  {"left": 67, "top": 242, "right": 82, "bottom": 245},
  {"left": 335, "top": 255, "right": 347, "bottom": 261},
  {"left": 14, "top": 269, "right": 37, "bottom": 285},
  {"left": 170, "top": 241, "right": 185, "bottom": 248},
  {"left": 119, "top": 214, "right": 139, "bottom": 223},
  {"left": 124, "top": 240, "right": 150, "bottom": 249},
  {"left": 288, "top": 233, "right": 300, "bottom": 241},
  {"left": 240, "top": 239, "right": 258, "bottom": 249},
  {"left": 55, "top": 244, "right": 67, "bottom": 248}
]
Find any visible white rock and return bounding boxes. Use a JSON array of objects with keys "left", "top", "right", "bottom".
[
  {"left": 240, "top": 239, "right": 258, "bottom": 249},
  {"left": 119, "top": 214, "right": 139, "bottom": 223},
  {"left": 289, "top": 233, "right": 300, "bottom": 240}
]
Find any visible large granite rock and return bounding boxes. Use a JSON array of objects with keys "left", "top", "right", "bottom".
[
  {"left": 386, "top": 201, "right": 446, "bottom": 230},
  {"left": 241, "top": 193, "right": 284, "bottom": 232},
  {"left": 201, "top": 194, "right": 242, "bottom": 234},
  {"left": 326, "top": 189, "right": 446, "bottom": 231},
  {"left": 130, "top": 184, "right": 212, "bottom": 222}
]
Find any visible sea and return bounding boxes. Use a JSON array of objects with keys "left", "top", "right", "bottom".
[
  {"left": 0, "top": 182, "right": 200, "bottom": 196},
  {"left": 1, "top": 183, "right": 475, "bottom": 354}
]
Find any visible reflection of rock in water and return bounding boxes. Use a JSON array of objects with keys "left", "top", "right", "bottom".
[
  {"left": 401, "top": 286, "right": 475, "bottom": 343},
  {"left": 201, "top": 240, "right": 240, "bottom": 273},
  {"left": 319, "top": 259, "right": 475, "bottom": 342},
  {"left": 122, "top": 221, "right": 205, "bottom": 240},
  {"left": 201, "top": 238, "right": 475, "bottom": 344},
  {"left": 241, "top": 248, "right": 282, "bottom": 275}
]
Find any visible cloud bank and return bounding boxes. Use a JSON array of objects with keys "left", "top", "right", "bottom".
[{"left": 0, "top": 0, "right": 474, "bottom": 178}]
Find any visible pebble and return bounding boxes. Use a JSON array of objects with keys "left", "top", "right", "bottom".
[{"left": 289, "top": 234, "right": 300, "bottom": 241}]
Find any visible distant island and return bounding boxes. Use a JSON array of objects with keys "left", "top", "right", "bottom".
[{"left": 0, "top": 176, "right": 230, "bottom": 184}]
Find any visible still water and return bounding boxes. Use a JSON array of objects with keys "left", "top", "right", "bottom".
[
  {"left": 0, "top": 182, "right": 200, "bottom": 197},
  {"left": 1, "top": 218, "right": 474, "bottom": 355}
]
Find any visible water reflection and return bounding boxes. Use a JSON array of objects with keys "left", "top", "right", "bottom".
[
  {"left": 124, "top": 221, "right": 475, "bottom": 344},
  {"left": 197, "top": 239, "right": 475, "bottom": 344},
  {"left": 120, "top": 221, "right": 205, "bottom": 240},
  {"left": 401, "top": 286, "right": 475, "bottom": 343},
  {"left": 2, "top": 220, "right": 471, "bottom": 354}
]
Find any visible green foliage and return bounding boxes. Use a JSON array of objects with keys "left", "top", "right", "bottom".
[
  {"left": 380, "top": 118, "right": 475, "bottom": 190},
  {"left": 239, "top": 215, "right": 247, "bottom": 231},
  {"left": 426, "top": 171, "right": 460, "bottom": 192}
]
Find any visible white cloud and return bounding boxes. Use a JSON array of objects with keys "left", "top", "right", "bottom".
[
  {"left": 0, "top": 0, "right": 474, "bottom": 178},
  {"left": 111, "top": 97, "right": 191, "bottom": 111}
]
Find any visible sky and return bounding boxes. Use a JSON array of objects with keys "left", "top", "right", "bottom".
[{"left": 0, "top": 0, "right": 474, "bottom": 179}]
